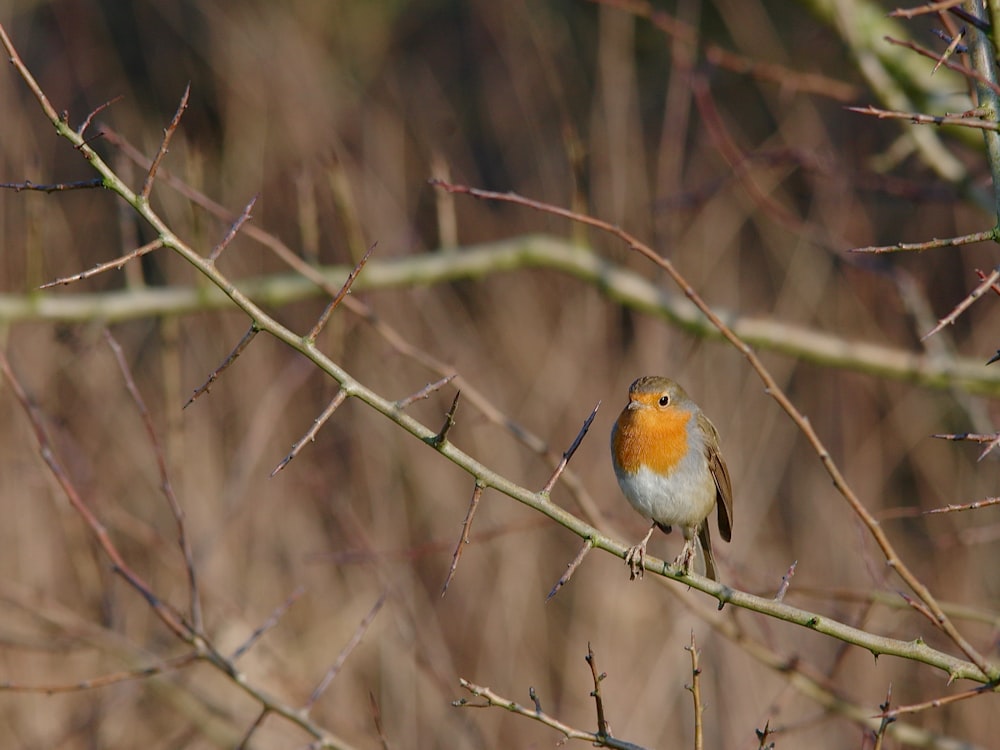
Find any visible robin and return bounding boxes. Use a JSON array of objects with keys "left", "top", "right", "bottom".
[{"left": 610, "top": 376, "right": 733, "bottom": 581}]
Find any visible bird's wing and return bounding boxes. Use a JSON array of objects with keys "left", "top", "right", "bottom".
[{"left": 698, "top": 411, "right": 733, "bottom": 542}]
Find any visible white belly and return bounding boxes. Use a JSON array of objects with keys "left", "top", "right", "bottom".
[{"left": 614, "top": 455, "right": 715, "bottom": 537}]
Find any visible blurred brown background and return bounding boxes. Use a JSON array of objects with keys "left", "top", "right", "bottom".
[{"left": 2, "top": 0, "right": 999, "bottom": 748}]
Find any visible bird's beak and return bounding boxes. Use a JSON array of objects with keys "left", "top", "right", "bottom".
[{"left": 626, "top": 400, "right": 641, "bottom": 410}]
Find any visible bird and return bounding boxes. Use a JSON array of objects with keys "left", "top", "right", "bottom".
[{"left": 610, "top": 376, "right": 733, "bottom": 581}]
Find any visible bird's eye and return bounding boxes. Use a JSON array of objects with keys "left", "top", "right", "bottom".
[{"left": 658, "top": 394, "right": 670, "bottom": 407}]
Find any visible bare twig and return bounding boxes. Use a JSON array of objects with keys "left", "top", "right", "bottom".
[
  {"left": 924, "top": 497, "right": 1000, "bottom": 514},
  {"left": 394, "top": 375, "right": 456, "bottom": 409},
  {"left": 271, "top": 389, "right": 349, "bottom": 477},
  {"left": 775, "top": 561, "right": 797, "bottom": 602},
  {"left": 0, "top": 178, "right": 104, "bottom": 192},
  {"left": 454, "top": 678, "right": 647, "bottom": 750},
  {"left": 369, "top": 691, "right": 391, "bottom": 750},
  {"left": 889, "top": 0, "right": 965, "bottom": 19},
  {"left": 685, "top": 632, "right": 704, "bottom": 750},
  {"left": 540, "top": 401, "right": 600, "bottom": 494},
  {"left": 184, "top": 324, "right": 260, "bottom": 408},
  {"left": 304, "top": 593, "right": 387, "bottom": 711},
  {"left": 105, "top": 330, "right": 203, "bottom": 630},
  {"left": 208, "top": 193, "right": 257, "bottom": 262},
  {"left": 872, "top": 684, "right": 895, "bottom": 750},
  {"left": 846, "top": 104, "right": 1000, "bottom": 131},
  {"left": 432, "top": 391, "right": 461, "bottom": 446},
  {"left": 76, "top": 94, "right": 123, "bottom": 137},
  {"left": 0, "top": 350, "right": 194, "bottom": 642},
  {"left": 307, "top": 243, "right": 375, "bottom": 342},
  {"left": 39, "top": 239, "right": 164, "bottom": 288},
  {"left": 142, "top": 83, "right": 190, "bottom": 200},
  {"left": 882, "top": 36, "right": 999, "bottom": 92},
  {"left": 586, "top": 644, "right": 612, "bottom": 742},
  {"left": 883, "top": 682, "right": 997, "bottom": 718},
  {"left": 922, "top": 267, "right": 1000, "bottom": 341},
  {"left": 851, "top": 228, "right": 995, "bottom": 254},
  {"left": 546, "top": 539, "right": 593, "bottom": 601},
  {"left": 441, "top": 482, "right": 485, "bottom": 596},
  {"left": 0, "top": 653, "right": 196, "bottom": 693},
  {"left": 230, "top": 587, "right": 305, "bottom": 661}
]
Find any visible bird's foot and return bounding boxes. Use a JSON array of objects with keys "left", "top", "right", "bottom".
[
  {"left": 672, "top": 541, "right": 696, "bottom": 576},
  {"left": 625, "top": 543, "right": 647, "bottom": 580}
]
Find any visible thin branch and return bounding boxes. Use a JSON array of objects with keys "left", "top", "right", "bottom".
[
  {"left": 40, "top": 239, "right": 164, "bottom": 288},
  {"left": 883, "top": 682, "right": 997, "bottom": 718},
  {"left": 546, "top": 539, "right": 593, "bottom": 601},
  {"left": 922, "top": 266, "right": 1000, "bottom": 341},
  {"left": 394, "top": 375, "right": 456, "bottom": 409},
  {"left": 432, "top": 391, "right": 461, "bottom": 446},
  {"left": 0, "top": 350, "right": 194, "bottom": 642},
  {"left": 270, "top": 389, "right": 348, "bottom": 477},
  {"left": 0, "top": 652, "right": 196, "bottom": 693},
  {"left": 230, "top": 587, "right": 305, "bottom": 661},
  {"left": 0, "top": 178, "right": 104, "bottom": 192},
  {"left": 889, "top": 0, "right": 966, "bottom": 19},
  {"left": 307, "top": 243, "right": 375, "bottom": 342},
  {"left": 872, "top": 684, "right": 895, "bottom": 750},
  {"left": 76, "top": 95, "right": 123, "bottom": 137},
  {"left": 441, "top": 483, "right": 485, "bottom": 596},
  {"left": 304, "top": 592, "right": 387, "bottom": 712},
  {"left": 454, "top": 679, "right": 648, "bottom": 750},
  {"left": 846, "top": 104, "right": 1000, "bottom": 131},
  {"left": 184, "top": 324, "right": 260, "bottom": 408},
  {"left": 923, "top": 497, "right": 1000, "bottom": 514},
  {"left": 540, "top": 401, "right": 600, "bottom": 495},
  {"left": 774, "top": 560, "right": 797, "bottom": 602},
  {"left": 883, "top": 36, "right": 999, "bottom": 93},
  {"left": 851, "top": 228, "right": 995, "bottom": 254},
  {"left": 368, "top": 691, "right": 391, "bottom": 750},
  {"left": 586, "top": 644, "right": 612, "bottom": 742},
  {"left": 104, "top": 330, "right": 203, "bottom": 630},
  {"left": 685, "top": 632, "right": 704, "bottom": 750},
  {"left": 208, "top": 193, "right": 257, "bottom": 262},
  {"left": 142, "top": 83, "right": 190, "bottom": 201}
]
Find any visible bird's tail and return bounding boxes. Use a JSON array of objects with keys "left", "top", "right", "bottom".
[{"left": 697, "top": 523, "right": 718, "bottom": 582}]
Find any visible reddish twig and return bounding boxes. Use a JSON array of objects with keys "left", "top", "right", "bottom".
[
  {"left": 394, "top": 375, "right": 456, "bottom": 409},
  {"left": 922, "top": 267, "right": 1000, "bottom": 341},
  {"left": 540, "top": 401, "right": 600, "bottom": 494},
  {"left": 142, "top": 83, "right": 190, "bottom": 200},
  {"left": 208, "top": 193, "right": 257, "bottom": 262},
  {"left": 184, "top": 325, "right": 260, "bottom": 408},
  {"left": 0, "top": 178, "right": 104, "bottom": 192},
  {"left": 307, "top": 243, "right": 375, "bottom": 342},
  {"left": 546, "top": 539, "right": 594, "bottom": 601},
  {"left": 774, "top": 560, "right": 797, "bottom": 602},
  {"left": 270, "top": 389, "right": 349, "bottom": 476},
  {"left": 851, "top": 229, "right": 994, "bottom": 254},
  {"left": 76, "top": 94, "right": 123, "bottom": 137},
  {"left": 846, "top": 104, "right": 1000, "bottom": 131},
  {"left": 105, "top": 330, "right": 203, "bottom": 630},
  {"left": 304, "top": 592, "right": 387, "bottom": 711},
  {"left": 0, "top": 652, "right": 197, "bottom": 693},
  {"left": 0, "top": 350, "right": 193, "bottom": 642},
  {"left": 441, "top": 482, "right": 485, "bottom": 596},
  {"left": 230, "top": 587, "right": 305, "bottom": 661},
  {"left": 40, "top": 238, "right": 164, "bottom": 288}
]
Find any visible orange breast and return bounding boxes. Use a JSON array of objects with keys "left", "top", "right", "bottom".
[{"left": 613, "top": 405, "right": 692, "bottom": 475}]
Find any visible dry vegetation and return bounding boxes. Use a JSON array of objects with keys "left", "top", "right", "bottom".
[{"left": 2, "top": 1, "right": 1000, "bottom": 748}]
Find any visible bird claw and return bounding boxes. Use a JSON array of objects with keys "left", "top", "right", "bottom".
[
  {"left": 672, "top": 542, "right": 696, "bottom": 576},
  {"left": 625, "top": 544, "right": 646, "bottom": 580}
]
